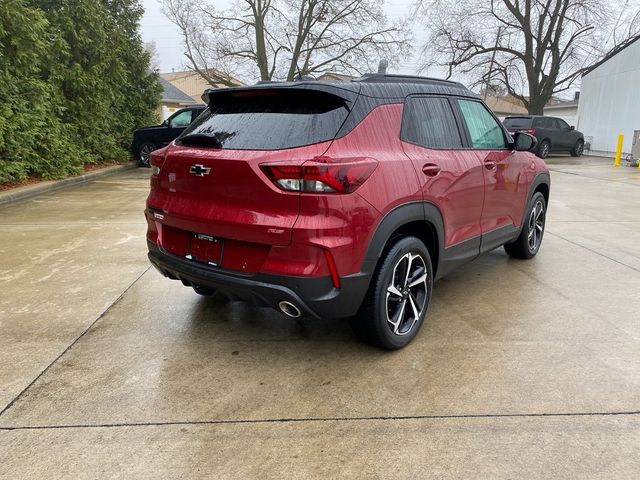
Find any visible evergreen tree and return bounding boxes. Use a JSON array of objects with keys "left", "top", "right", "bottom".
[{"left": 0, "top": 0, "right": 160, "bottom": 183}]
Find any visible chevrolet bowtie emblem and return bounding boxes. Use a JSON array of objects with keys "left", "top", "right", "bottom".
[{"left": 189, "top": 164, "right": 211, "bottom": 176}]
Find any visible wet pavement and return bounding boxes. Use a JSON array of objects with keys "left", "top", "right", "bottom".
[{"left": 1, "top": 157, "right": 639, "bottom": 478}]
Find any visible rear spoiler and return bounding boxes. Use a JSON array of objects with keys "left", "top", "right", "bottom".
[{"left": 201, "top": 82, "right": 360, "bottom": 109}]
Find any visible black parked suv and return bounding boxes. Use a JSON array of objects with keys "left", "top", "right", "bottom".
[
  {"left": 503, "top": 115, "right": 584, "bottom": 159},
  {"left": 132, "top": 106, "right": 206, "bottom": 166}
]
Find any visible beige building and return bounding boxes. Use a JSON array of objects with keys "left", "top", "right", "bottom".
[
  {"left": 483, "top": 96, "right": 528, "bottom": 120},
  {"left": 317, "top": 72, "right": 356, "bottom": 82},
  {"left": 158, "top": 77, "right": 198, "bottom": 121},
  {"left": 161, "top": 70, "right": 244, "bottom": 104}
]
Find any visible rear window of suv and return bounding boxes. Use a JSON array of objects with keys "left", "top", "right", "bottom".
[
  {"left": 176, "top": 89, "right": 349, "bottom": 150},
  {"left": 503, "top": 117, "right": 532, "bottom": 128}
]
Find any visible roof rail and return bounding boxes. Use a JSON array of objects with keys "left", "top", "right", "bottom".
[{"left": 353, "top": 73, "right": 465, "bottom": 88}]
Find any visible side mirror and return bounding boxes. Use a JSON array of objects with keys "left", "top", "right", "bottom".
[
  {"left": 514, "top": 132, "right": 538, "bottom": 152},
  {"left": 570, "top": 125, "right": 575, "bottom": 131},
  {"left": 162, "top": 119, "right": 170, "bottom": 127}
]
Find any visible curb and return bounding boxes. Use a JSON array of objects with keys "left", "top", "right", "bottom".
[{"left": 0, "top": 163, "right": 138, "bottom": 206}]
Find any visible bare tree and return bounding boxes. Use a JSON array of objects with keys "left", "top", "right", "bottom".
[
  {"left": 144, "top": 41, "right": 161, "bottom": 71},
  {"left": 416, "top": 0, "right": 640, "bottom": 114},
  {"left": 162, "top": 0, "right": 411, "bottom": 84}
]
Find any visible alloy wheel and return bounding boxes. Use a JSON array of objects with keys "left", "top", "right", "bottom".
[
  {"left": 540, "top": 142, "right": 550, "bottom": 158},
  {"left": 385, "top": 252, "right": 428, "bottom": 336},
  {"left": 139, "top": 143, "right": 154, "bottom": 166},
  {"left": 527, "top": 200, "right": 545, "bottom": 251}
]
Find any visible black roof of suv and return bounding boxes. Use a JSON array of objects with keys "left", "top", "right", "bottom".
[{"left": 202, "top": 74, "right": 479, "bottom": 104}]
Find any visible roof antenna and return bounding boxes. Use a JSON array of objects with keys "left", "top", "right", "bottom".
[{"left": 377, "top": 59, "right": 388, "bottom": 74}]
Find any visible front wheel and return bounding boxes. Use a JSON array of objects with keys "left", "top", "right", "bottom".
[
  {"left": 504, "top": 192, "right": 546, "bottom": 259},
  {"left": 570, "top": 139, "right": 584, "bottom": 157},
  {"left": 351, "top": 236, "right": 433, "bottom": 350}
]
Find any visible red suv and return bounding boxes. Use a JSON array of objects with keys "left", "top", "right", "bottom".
[{"left": 146, "top": 75, "right": 550, "bottom": 349}]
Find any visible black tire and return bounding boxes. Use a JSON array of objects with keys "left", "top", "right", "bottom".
[
  {"left": 537, "top": 139, "right": 550, "bottom": 159},
  {"left": 570, "top": 139, "right": 584, "bottom": 157},
  {"left": 504, "top": 192, "right": 546, "bottom": 259},
  {"left": 351, "top": 236, "right": 433, "bottom": 350},
  {"left": 136, "top": 142, "right": 156, "bottom": 167}
]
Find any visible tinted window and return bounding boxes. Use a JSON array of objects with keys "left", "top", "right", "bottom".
[
  {"left": 532, "top": 118, "right": 545, "bottom": 128},
  {"left": 556, "top": 118, "right": 570, "bottom": 129},
  {"left": 458, "top": 100, "right": 507, "bottom": 149},
  {"left": 402, "top": 97, "right": 462, "bottom": 149},
  {"left": 504, "top": 117, "right": 532, "bottom": 128},
  {"left": 170, "top": 110, "right": 193, "bottom": 127},
  {"left": 177, "top": 90, "right": 349, "bottom": 150}
]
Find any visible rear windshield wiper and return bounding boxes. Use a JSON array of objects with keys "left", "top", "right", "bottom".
[{"left": 178, "top": 133, "right": 223, "bottom": 148}]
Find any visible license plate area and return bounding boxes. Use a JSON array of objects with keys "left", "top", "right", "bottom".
[{"left": 186, "top": 233, "right": 224, "bottom": 266}]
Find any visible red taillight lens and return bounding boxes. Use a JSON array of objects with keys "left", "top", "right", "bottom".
[
  {"left": 521, "top": 128, "right": 536, "bottom": 135},
  {"left": 260, "top": 157, "right": 377, "bottom": 194}
]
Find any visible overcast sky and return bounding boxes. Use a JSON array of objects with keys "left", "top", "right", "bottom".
[{"left": 139, "top": 0, "right": 425, "bottom": 76}]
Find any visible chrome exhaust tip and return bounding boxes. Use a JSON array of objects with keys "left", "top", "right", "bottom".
[{"left": 278, "top": 301, "right": 302, "bottom": 318}]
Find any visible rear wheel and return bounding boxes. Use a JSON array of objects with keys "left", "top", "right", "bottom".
[
  {"left": 570, "top": 139, "right": 584, "bottom": 157},
  {"left": 351, "top": 236, "right": 433, "bottom": 350},
  {"left": 537, "top": 140, "right": 550, "bottom": 159},
  {"left": 136, "top": 142, "right": 156, "bottom": 167},
  {"left": 504, "top": 192, "right": 546, "bottom": 259}
]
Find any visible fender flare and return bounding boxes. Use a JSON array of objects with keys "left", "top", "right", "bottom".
[
  {"left": 517, "top": 171, "right": 551, "bottom": 234},
  {"left": 361, "top": 201, "right": 445, "bottom": 277}
]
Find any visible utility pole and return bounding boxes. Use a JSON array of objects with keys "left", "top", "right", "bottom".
[{"left": 483, "top": 26, "right": 503, "bottom": 100}]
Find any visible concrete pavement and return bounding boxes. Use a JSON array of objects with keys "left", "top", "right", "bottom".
[{"left": 1, "top": 157, "right": 639, "bottom": 478}]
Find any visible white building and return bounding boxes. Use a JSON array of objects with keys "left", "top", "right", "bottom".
[
  {"left": 576, "top": 36, "right": 640, "bottom": 156},
  {"left": 543, "top": 93, "right": 579, "bottom": 127}
]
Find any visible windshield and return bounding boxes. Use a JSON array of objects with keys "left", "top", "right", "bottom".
[{"left": 177, "top": 89, "right": 350, "bottom": 150}]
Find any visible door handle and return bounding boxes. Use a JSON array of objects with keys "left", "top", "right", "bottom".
[
  {"left": 484, "top": 160, "right": 497, "bottom": 170},
  {"left": 422, "top": 163, "right": 441, "bottom": 177}
]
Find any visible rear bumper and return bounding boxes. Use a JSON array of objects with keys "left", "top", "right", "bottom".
[{"left": 147, "top": 242, "right": 371, "bottom": 319}]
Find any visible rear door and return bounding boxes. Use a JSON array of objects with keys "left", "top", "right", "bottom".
[
  {"left": 455, "top": 98, "right": 530, "bottom": 251},
  {"left": 401, "top": 95, "right": 484, "bottom": 249}
]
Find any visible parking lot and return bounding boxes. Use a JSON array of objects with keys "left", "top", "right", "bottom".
[{"left": 1, "top": 156, "right": 639, "bottom": 478}]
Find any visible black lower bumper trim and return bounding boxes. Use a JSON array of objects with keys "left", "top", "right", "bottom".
[{"left": 147, "top": 242, "right": 371, "bottom": 319}]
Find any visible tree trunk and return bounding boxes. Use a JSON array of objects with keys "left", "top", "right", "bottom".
[{"left": 254, "top": 12, "right": 270, "bottom": 81}]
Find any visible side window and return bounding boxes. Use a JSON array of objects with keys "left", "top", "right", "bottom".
[
  {"left": 458, "top": 99, "right": 507, "bottom": 149},
  {"left": 401, "top": 97, "right": 462, "bottom": 149},
  {"left": 169, "top": 110, "right": 193, "bottom": 128},
  {"left": 544, "top": 117, "right": 556, "bottom": 129},
  {"left": 557, "top": 118, "right": 570, "bottom": 129},
  {"left": 533, "top": 118, "right": 544, "bottom": 128}
]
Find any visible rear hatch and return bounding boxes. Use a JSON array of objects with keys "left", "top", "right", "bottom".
[{"left": 148, "top": 87, "right": 356, "bottom": 258}]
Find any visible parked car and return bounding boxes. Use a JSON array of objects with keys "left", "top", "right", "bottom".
[
  {"left": 145, "top": 75, "right": 550, "bottom": 349},
  {"left": 503, "top": 115, "right": 584, "bottom": 159},
  {"left": 131, "top": 105, "right": 206, "bottom": 166}
]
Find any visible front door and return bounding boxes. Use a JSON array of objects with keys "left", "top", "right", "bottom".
[
  {"left": 455, "top": 98, "right": 530, "bottom": 252},
  {"left": 161, "top": 109, "right": 194, "bottom": 146}
]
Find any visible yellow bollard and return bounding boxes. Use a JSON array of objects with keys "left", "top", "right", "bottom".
[{"left": 614, "top": 134, "right": 624, "bottom": 167}]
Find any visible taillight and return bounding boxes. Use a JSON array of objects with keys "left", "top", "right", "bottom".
[
  {"left": 260, "top": 157, "right": 377, "bottom": 194},
  {"left": 149, "top": 147, "right": 168, "bottom": 175},
  {"left": 520, "top": 128, "right": 536, "bottom": 135}
]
